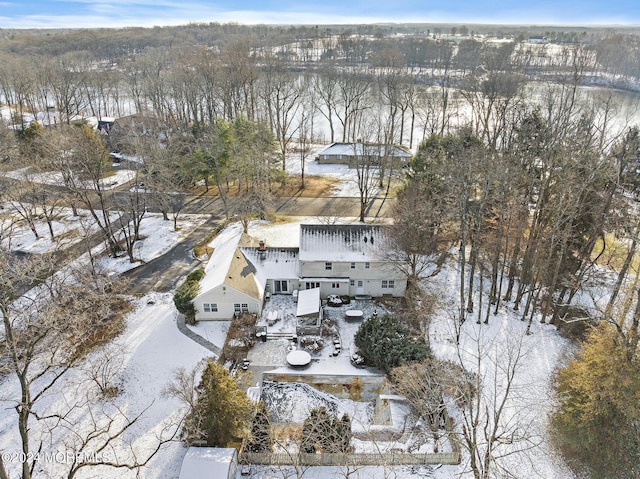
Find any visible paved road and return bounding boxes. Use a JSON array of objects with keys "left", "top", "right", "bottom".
[{"left": 183, "top": 193, "right": 394, "bottom": 218}]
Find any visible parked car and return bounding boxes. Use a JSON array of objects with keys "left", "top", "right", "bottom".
[{"left": 241, "top": 358, "right": 250, "bottom": 370}]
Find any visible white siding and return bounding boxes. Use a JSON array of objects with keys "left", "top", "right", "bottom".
[
  {"left": 194, "top": 285, "right": 261, "bottom": 321},
  {"left": 299, "top": 261, "right": 406, "bottom": 298}
]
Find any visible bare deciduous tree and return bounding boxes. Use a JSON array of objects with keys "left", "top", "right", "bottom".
[
  {"left": 0, "top": 253, "right": 175, "bottom": 479},
  {"left": 454, "top": 324, "right": 540, "bottom": 479}
]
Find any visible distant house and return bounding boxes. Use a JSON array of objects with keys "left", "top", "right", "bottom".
[
  {"left": 178, "top": 447, "right": 237, "bottom": 479},
  {"left": 528, "top": 36, "right": 549, "bottom": 44},
  {"left": 316, "top": 142, "right": 412, "bottom": 166},
  {"left": 109, "top": 113, "right": 161, "bottom": 152},
  {"left": 110, "top": 114, "right": 153, "bottom": 136},
  {"left": 193, "top": 224, "right": 407, "bottom": 321}
]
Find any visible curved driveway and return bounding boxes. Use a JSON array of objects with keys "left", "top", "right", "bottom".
[{"left": 121, "top": 214, "right": 220, "bottom": 294}]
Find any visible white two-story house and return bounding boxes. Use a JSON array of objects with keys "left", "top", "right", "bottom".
[
  {"left": 298, "top": 224, "right": 406, "bottom": 298},
  {"left": 193, "top": 223, "right": 407, "bottom": 321}
]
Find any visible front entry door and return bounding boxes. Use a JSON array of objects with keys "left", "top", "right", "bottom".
[{"left": 356, "top": 280, "right": 364, "bottom": 295}]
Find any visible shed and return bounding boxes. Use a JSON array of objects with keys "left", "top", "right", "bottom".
[{"left": 178, "top": 447, "right": 238, "bottom": 479}]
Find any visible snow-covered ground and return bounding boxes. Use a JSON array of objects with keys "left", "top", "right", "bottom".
[
  {"left": 0, "top": 216, "right": 578, "bottom": 479},
  {"left": 426, "top": 262, "right": 575, "bottom": 479},
  {"left": 0, "top": 200, "right": 208, "bottom": 268},
  {"left": 0, "top": 171, "right": 578, "bottom": 478},
  {"left": 5, "top": 166, "right": 137, "bottom": 190}
]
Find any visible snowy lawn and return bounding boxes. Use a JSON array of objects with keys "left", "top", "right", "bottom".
[
  {"left": 0, "top": 205, "right": 104, "bottom": 253},
  {"left": 187, "top": 320, "right": 230, "bottom": 350},
  {"left": 0, "top": 293, "right": 213, "bottom": 479},
  {"left": 425, "top": 260, "right": 576, "bottom": 479},
  {"left": 0, "top": 210, "right": 213, "bottom": 478}
]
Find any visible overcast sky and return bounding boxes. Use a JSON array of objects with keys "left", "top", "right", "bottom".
[{"left": 1, "top": 0, "right": 639, "bottom": 29}]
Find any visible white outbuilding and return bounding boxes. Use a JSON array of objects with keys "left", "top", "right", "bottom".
[{"left": 178, "top": 447, "right": 238, "bottom": 479}]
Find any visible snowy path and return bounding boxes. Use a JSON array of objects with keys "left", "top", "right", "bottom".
[{"left": 176, "top": 313, "right": 221, "bottom": 356}]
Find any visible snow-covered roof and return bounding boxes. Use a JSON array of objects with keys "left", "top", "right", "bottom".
[
  {"left": 178, "top": 447, "right": 236, "bottom": 479},
  {"left": 296, "top": 287, "right": 320, "bottom": 317},
  {"left": 196, "top": 226, "right": 242, "bottom": 294},
  {"left": 299, "top": 224, "right": 387, "bottom": 262},
  {"left": 196, "top": 223, "right": 264, "bottom": 299},
  {"left": 318, "top": 142, "right": 411, "bottom": 158},
  {"left": 241, "top": 246, "right": 299, "bottom": 283}
]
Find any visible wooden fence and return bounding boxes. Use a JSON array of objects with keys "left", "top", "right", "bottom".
[{"left": 240, "top": 450, "right": 461, "bottom": 466}]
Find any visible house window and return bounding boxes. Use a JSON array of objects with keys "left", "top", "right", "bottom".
[
  {"left": 365, "top": 262, "right": 370, "bottom": 269},
  {"left": 382, "top": 280, "right": 395, "bottom": 289},
  {"left": 203, "top": 303, "right": 218, "bottom": 313},
  {"left": 323, "top": 154, "right": 329, "bottom": 160},
  {"left": 350, "top": 262, "right": 356, "bottom": 269},
  {"left": 305, "top": 282, "right": 320, "bottom": 289},
  {"left": 337, "top": 154, "right": 343, "bottom": 160},
  {"left": 325, "top": 262, "right": 332, "bottom": 270},
  {"left": 332, "top": 282, "right": 340, "bottom": 289},
  {"left": 350, "top": 280, "right": 355, "bottom": 286},
  {"left": 241, "top": 303, "right": 249, "bottom": 313},
  {"left": 234, "top": 303, "right": 241, "bottom": 314}
]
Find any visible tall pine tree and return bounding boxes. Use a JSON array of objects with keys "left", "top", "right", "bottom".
[
  {"left": 246, "top": 401, "right": 273, "bottom": 453},
  {"left": 184, "top": 360, "right": 252, "bottom": 447},
  {"left": 552, "top": 324, "right": 640, "bottom": 479}
]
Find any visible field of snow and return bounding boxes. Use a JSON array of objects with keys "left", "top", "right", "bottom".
[
  {"left": 426, "top": 261, "right": 575, "bottom": 479},
  {"left": 0, "top": 292, "right": 214, "bottom": 479}
]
